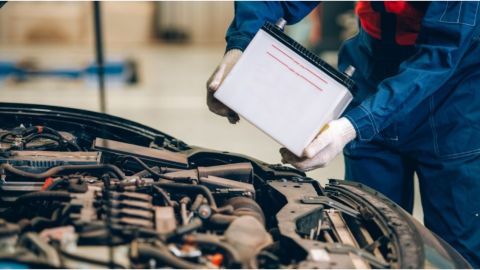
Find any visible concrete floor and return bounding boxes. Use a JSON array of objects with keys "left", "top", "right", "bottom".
[{"left": 0, "top": 44, "right": 423, "bottom": 221}]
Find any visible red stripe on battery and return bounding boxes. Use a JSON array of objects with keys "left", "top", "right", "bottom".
[
  {"left": 271, "top": 44, "right": 328, "bottom": 84},
  {"left": 266, "top": 51, "right": 323, "bottom": 92}
]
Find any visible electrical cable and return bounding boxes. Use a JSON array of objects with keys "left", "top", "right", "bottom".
[
  {"left": 152, "top": 185, "right": 174, "bottom": 207},
  {"left": 23, "top": 133, "right": 81, "bottom": 151},
  {"left": 118, "top": 155, "right": 165, "bottom": 180},
  {"left": 153, "top": 182, "right": 217, "bottom": 209},
  {"left": 118, "top": 155, "right": 190, "bottom": 182}
]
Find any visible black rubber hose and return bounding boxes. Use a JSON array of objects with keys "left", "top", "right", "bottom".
[
  {"left": 119, "top": 156, "right": 164, "bottom": 180},
  {"left": 173, "top": 217, "right": 203, "bottom": 238},
  {"left": 24, "top": 133, "right": 59, "bottom": 143},
  {"left": 24, "top": 133, "right": 81, "bottom": 151},
  {"left": 152, "top": 185, "right": 174, "bottom": 207},
  {"left": 30, "top": 126, "right": 66, "bottom": 139},
  {"left": 0, "top": 163, "right": 126, "bottom": 180},
  {"left": 133, "top": 166, "right": 161, "bottom": 178},
  {"left": 22, "top": 126, "right": 82, "bottom": 151},
  {"left": 153, "top": 182, "right": 217, "bottom": 209},
  {"left": 14, "top": 191, "right": 71, "bottom": 205},
  {"left": 119, "top": 156, "right": 190, "bottom": 182},
  {"left": 137, "top": 244, "right": 205, "bottom": 269}
]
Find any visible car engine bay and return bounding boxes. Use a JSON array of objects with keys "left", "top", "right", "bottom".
[{"left": 0, "top": 103, "right": 470, "bottom": 269}]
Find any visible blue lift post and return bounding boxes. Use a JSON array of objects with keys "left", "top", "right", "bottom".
[
  {"left": 0, "top": 2, "right": 137, "bottom": 93},
  {"left": 93, "top": 1, "right": 107, "bottom": 113},
  {"left": 0, "top": 2, "right": 138, "bottom": 111},
  {"left": 93, "top": 6, "right": 114, "bottom": 269}
]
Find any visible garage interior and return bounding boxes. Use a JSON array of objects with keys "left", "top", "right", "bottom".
[
  {"left": 1, "top": 1, "right": 476, "bottom": 268},
  {"left": 0, "top": 1, "right": 424, "bottom": 221}
]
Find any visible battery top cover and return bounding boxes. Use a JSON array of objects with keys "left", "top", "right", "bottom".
[{"left": 214, "top": 21, "right": 354, "bottom": 157}]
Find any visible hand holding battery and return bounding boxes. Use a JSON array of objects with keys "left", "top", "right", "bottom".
[
  {"left": 280, "top": 117, "right": 356, "bottom": 171},
  {"left": 206, "top": 49, "right": 243, "bottom": 124}
]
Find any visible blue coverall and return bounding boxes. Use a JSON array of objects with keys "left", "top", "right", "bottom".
[{"left": 225, "top": 1, "right": 480, "bottom": 267}]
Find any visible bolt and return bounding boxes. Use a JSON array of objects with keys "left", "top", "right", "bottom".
[
  {"left": 197, "top": 204, "right": 212, "bottom": 220},
  {"left": 275, "top": 18, "right": 287, "bottom": 30}
]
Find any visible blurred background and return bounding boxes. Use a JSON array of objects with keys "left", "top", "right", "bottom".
[{"left": 1, "top": 2, "right": 424, "bottom": 219}]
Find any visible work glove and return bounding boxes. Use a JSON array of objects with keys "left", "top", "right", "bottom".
[
  {"left": 280, "top": 117, "right": 356, "bottom": 171},
  {"left": 206, "top": 49, "right": 242, "bottom": 124}
]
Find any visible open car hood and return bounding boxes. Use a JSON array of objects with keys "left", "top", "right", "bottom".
[{"left": 0, "top": 102, "right": 470, "bottom": 269}]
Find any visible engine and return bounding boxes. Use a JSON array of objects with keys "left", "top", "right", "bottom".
[{"left": 0, "top": 103, "right": 471, "bottom": 269}]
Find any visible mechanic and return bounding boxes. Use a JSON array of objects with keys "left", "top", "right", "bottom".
[{"left": 206, "top": 1, "right": 480, "bottom": 267}]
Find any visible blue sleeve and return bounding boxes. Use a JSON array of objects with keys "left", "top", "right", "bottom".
[
  {"left": 344, "top": 1, "right": 480, "bottom": 141},
  {"left": 226, "top": 1, "right": 320, "bottom": 51}
]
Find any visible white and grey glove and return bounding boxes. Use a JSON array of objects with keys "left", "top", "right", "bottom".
[
  {"left": 280, "top": 117, "right": 356, "bottom": 171},
  {"left": 206, "top": 49, "right": 243, "bottom": 124}
]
